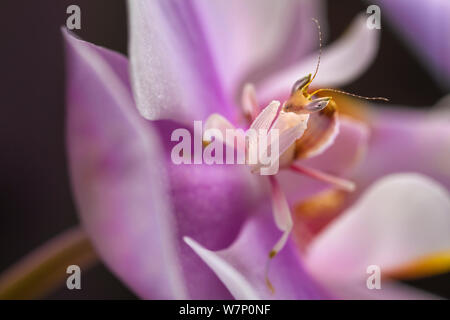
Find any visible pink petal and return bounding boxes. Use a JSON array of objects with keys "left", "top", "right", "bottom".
[
  {"left": 195, "top": 0, "right": 326, "bottom": 96},
  {"left": 259, "top": 14, "right": 380, "bottom": 103},
  {"left": 249, "top": 101, "right": 281, "bottom": 132},
  {"left": 128, "top": 0, "right": 233, "bottom": 122},
  {"left": 305, "top": 174, "right": 450, "bottom": 283},
  {"left": 355, "top": 108, "right": 450, "bottom": 190},
  {"left": 185, "top": 213, "right": 331, "bottom": 299},
  {"left": 273, "top": 113, "right": 309, "bottom": 161},
  {"left": 301, "top": 116, "right": 369, "bottom": 175},
  {"left": 65, "top": 30, "right": 268, "bottom": 299},
  {"left": 64, "top": 30, "right": 188, "bottom": 299}
]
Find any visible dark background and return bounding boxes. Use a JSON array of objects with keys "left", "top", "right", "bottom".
[{"left": 0, "top": 0, "right": 447, "bottom": 299}]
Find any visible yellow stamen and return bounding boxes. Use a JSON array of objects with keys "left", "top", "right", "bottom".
[
  {"left": 387, "top": 251, "right": 450, "bottom": 279},
  {"left": 294, "top": 189, "right": 347, "bottom": 218}
]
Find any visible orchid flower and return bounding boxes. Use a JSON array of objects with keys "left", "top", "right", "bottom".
[
  {"left": 65, "top": 0, "right": 450, "bottom": 299},
  {"left": 2, "top": 0, "right": 450, "bottom": 300}
]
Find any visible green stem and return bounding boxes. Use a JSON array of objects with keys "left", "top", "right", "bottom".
[{"left": 0, "top": 227, "right": 98, "bottom": 299}]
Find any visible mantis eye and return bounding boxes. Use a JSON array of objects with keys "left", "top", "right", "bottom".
[
  {"left": 291, "top": 74, "right": 312, "bottom": 95},
  {"left": 303, "top": 97, "right": 331, "bottom": 113}
]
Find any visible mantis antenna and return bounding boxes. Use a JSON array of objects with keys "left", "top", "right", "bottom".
[
  {"left": 308, "top": 19, "right": 389, "bottom": 102},
  {"left": 309, "top": 18, "right": 322, "bottom": 86},
  {"left": 310, "top": 88, "right": 389, "bottom": 102}
]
